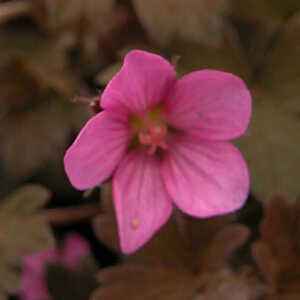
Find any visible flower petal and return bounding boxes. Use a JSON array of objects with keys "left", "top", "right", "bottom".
[
  {"left": 113, "top": 149, "right": 173, "bottom": 254},
  {"left": 20, "top": 250, "right": 57, "bottom": 300},
  {"left": 164, "top": 70, "right": 251, "bottom": 140},
  {"left": 22, "top": 250, "right": 58, "bottom": 276},
  {"left": 101, "top": 50, "right": 176, "bottom": 115},
  {"left": 162, "top": 135, "right": 249, "bottom": 217},
  {"left": 64, "top": 112, "right": 132, "bottom": 190},
  {"left": 62, "top": 233, "right": 90, "bottom": 268}
]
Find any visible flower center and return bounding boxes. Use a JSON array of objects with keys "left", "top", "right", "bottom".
[
  {"left": 130, "top": 106, "right": 168, "bottom": 155},
  {"left": 139, "top": 124, "right": 168, "bottom": 154}
]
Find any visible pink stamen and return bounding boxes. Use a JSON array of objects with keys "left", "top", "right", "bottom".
[{"left": 139, "top": 124, "right": 168, "bottom": 154}]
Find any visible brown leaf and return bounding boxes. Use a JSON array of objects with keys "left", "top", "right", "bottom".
[
  {"left": 133, "top": 0, "right": 230, "bottom": 47},
  {"left": 260, "top": 12, "right": 300, "bottom": 99},
  {"left": 194, "top": 267, "right": 266, "bottom": 300},
  {"left": 266, "top": 292, "right": 300, "bottom": 300},
  {"left": 91, "top": 264, "right": 198, "bottom": 300},
  {"left": 0, "top": 98, "right": 89, "bottom": 180},
  {"left": 252, "top": 194, "right": 300, "bottom": 294},
  {"left": 0, "top": 33, "right": 90, "bottom": 180},
  {"left": 171, "top": 26, "right": 251, "bottom": 81},
  {"left": 203, "top": 224, "right": 250, "bottom": 272},
  {"left": 252, "top": 241, "right": 279, "bottom": 285},
  {"left": 32, "top": 0, "right": 114, "bottom": 32},
  {"left": 92, "top": 264, "right": 265, "bottom": 300}
]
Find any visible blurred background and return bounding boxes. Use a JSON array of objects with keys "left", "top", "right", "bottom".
[{"left": 0, "top": 0, "right": 299, "bottom": 299}]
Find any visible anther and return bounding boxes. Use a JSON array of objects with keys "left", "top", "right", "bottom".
[
  {"left": 130, "top": 219, "right": 139, "bottom": 229},
  {"left": 138, "top": 124, "right": 168, "bottom": 154}
]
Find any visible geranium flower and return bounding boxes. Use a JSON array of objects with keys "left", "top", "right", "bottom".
[
  {"left": 20, "top": 233, "right": 90, "bottom": 300},
  {"left": 64, "top": 50, "right": 251, "bottom": 254}
]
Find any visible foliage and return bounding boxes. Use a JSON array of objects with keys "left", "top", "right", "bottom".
[{"left": 0, "top": 185, "right": 54, "bottom": 299}]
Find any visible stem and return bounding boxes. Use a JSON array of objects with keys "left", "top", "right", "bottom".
[
  {"left": 174, "top": 209, "right": 197, "bottom": 270},
  {"left": 43, "top": 203, "right": 100, "bottom": 225},
  {"left": 0, "top": 1, "right": 32, "bottom": 24},
  {"left": 171, "top": 55, "right": 181, "bottom": 68}
]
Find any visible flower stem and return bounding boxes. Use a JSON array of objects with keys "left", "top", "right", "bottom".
[{"left": 43, "top": 203, "right": 100, "bottom": 225}]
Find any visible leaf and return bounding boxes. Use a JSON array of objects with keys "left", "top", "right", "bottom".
[
  {"left": 232, "top": 0, "right": 282, "bottom": 22},
  {"left": 92, "top": 264, "right": 265, "bottom": 300},
  {"left": 252, "top": 241, "right": 279, "bottom": 285},
  {"left": 133, "top": 0, "right": 230, "bottom": 47},
  {"left": 0, "top": 185, "right": 55, "bottom": 265},
  {"left": 235, "top": 15, "right": 300, "bottom": 201},
  {"left": 267, "top": 0, "right": 300, "bottom": 18},
  {"left": 1, "top": 215, "right": 55, "bottom": 265},
  {"left": 0, "top": 31, "right": 75, "bottom": 96},
  {"left": 202, "top": 225, "right": 250, "bottom": 272},
  {"left": 267, "top": 294, "right": 300, "bottom": 300},
  {"left": 0, "top": 185, "right": 54, "bottom": 296},
  {"left": 259, "top": 12, "right": 300, "bottom": 99},
  {"left": 232, "top": 0, "right": 300, "bottom": 23},
  {"left": 234, "top": 90, "right": 300, "bottom": 202},
  {"left": 0, "top": 29, "right": 91, "bottom": 180},
  {"left": 252, "top": 195, "right": 300, "bottom": 294},
  {"left": 0, "top": 97, "right": 90, "bottom": 180},
  {"left": 33, "top": 0, "right": 115, "bottom": 31},
  {"left": 194, "top": 267, "right": 266, "bottom": 300},
  {"left": 46, "top": 262, "right": 99, "bottom": 300},
  {"left": 91, "top": 264, "right": 198, "bottom": 300},
  {"left": 170, "top": 27, "right": 251, "bottom": 80},
  {"left": 0, "top": 184, "right": 51, "bottom": 216},
  {"left": 0, "top": 293, "right": 7, "bottom": 300},
  {"left": 0, "top": 257, "right": 20, "bottom": 294}
]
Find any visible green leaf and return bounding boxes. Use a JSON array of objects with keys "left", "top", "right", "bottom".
[
  {"left": 0, "top": 185, "right": 53, "bottom": 296},
  {"left": 0, "top": 257, "right": 20, "bottom": 294},
  {"left": 0, "top": 185, "right": 55, "bottom": 264},
  {"left": 1, "top": 215, "right": 55, "bottom": 264},
  {"left": 235, "top": 91, "right": 300, "bottom": 202},
  {"left": 0, "top": 184, "right": 51, "bottom": 216}
]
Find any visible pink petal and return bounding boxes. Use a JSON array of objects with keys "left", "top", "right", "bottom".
[
  {"left": 113, "top": 149, "right": 173, "bottom": 254},
  {"left": 20, "top": 250, "right": 57, "bottom": 300},
  {"left": 162, "top": 135, "right": 249, "bottom": 217},
  {"left": 20, "top": 276, "right": 51, "bottom": 300},
  {"left": 22, "top": 250, "right": 58, "bottom": 276},
  {"left": 64, "top": 111, "right": 132, "bottom": 190},
  {"left": 62, "top": 233, "right": 90, "bottom": 268},
  {"left": 101, "top": 50, "right": 176, "bottom": 115},
  {"left": 164, "top": 70, "right": 252, "bottom": 140}
]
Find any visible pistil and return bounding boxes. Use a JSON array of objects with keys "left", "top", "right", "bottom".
[{"left": 139, "top": 124, "right": 168, "bottom": 154}]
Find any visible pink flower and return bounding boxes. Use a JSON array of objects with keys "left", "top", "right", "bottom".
[
  {"left": 64, "top": 50, "right": 251, "bottom": 254},
  {"left": 20, "top": 233, "right": 90, "bottom": 300}
]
